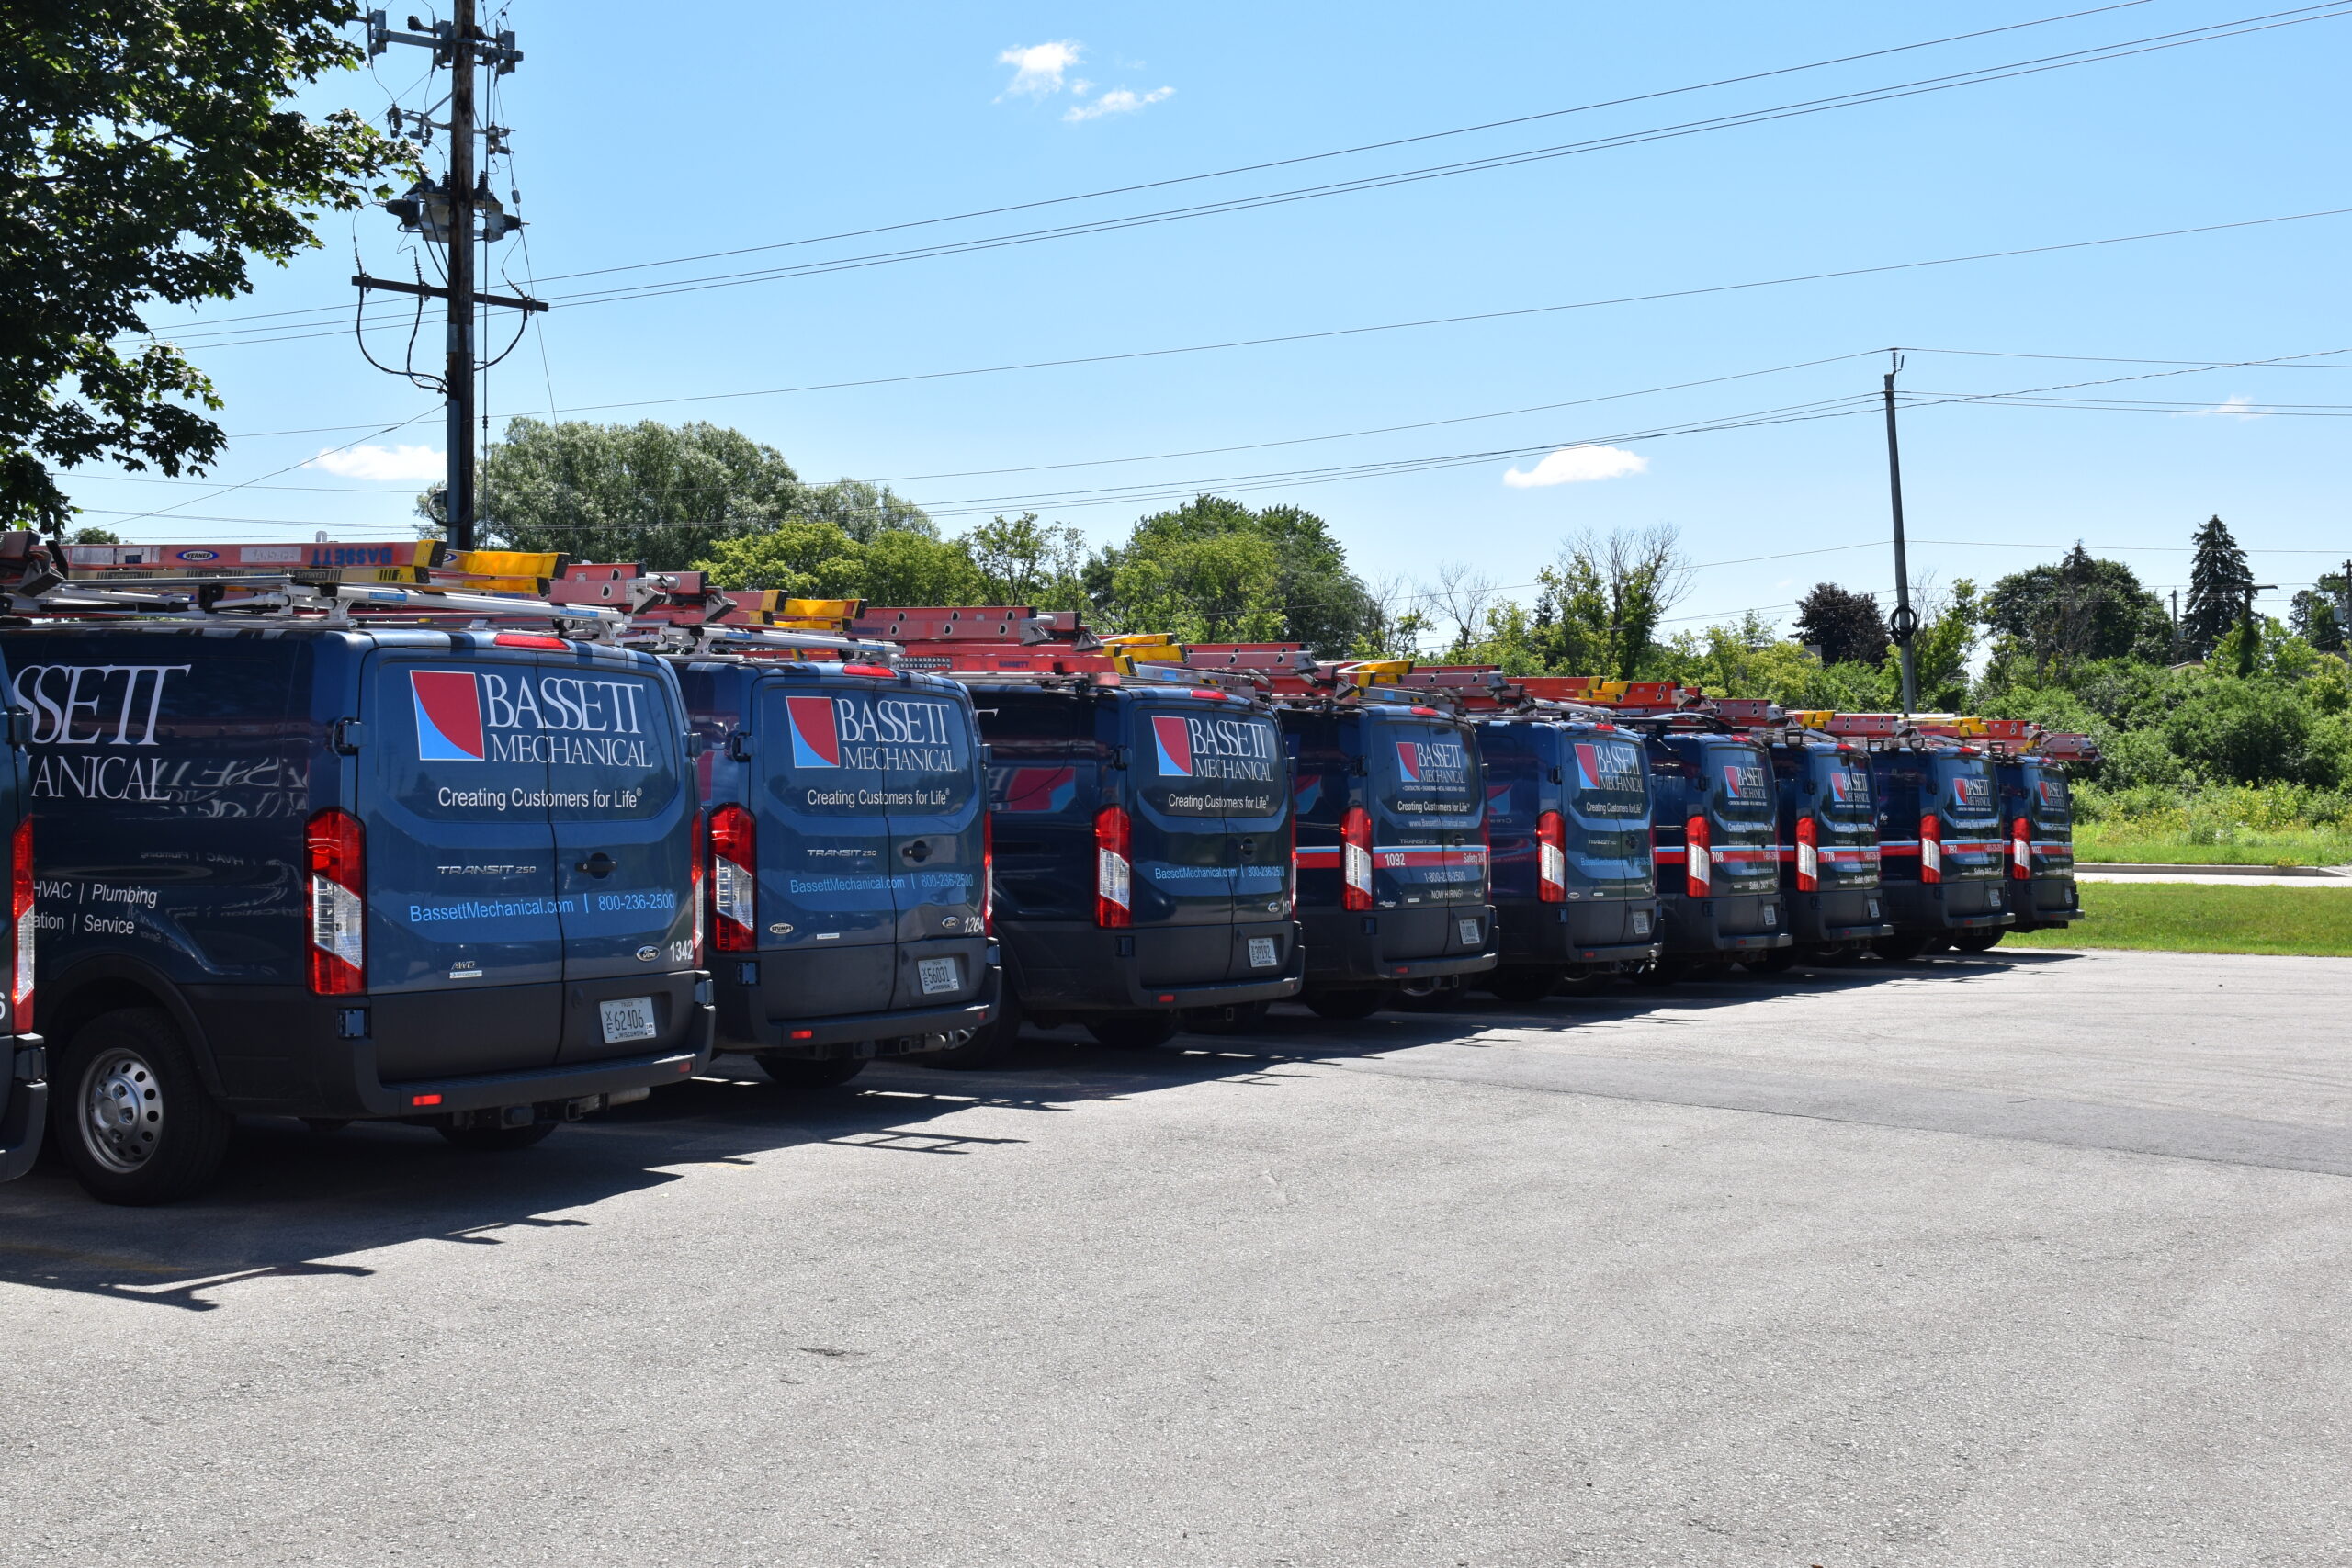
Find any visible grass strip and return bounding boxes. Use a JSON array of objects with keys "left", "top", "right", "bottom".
[{"left": 2005, "top": 881, "right": 2352, "bottom": 957}]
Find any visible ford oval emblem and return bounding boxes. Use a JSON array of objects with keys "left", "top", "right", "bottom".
[
  {"left": 634, "top": 944, "right": 659, "bottom": 962},
  {"left": 178, "top": 548, "right": 219, "bottom": 561}
]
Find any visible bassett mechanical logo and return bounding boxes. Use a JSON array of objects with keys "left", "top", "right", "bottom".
[
  {"left": 1150, "top": 715, "right": 1195, "bottom": 776},
  {"left": 1396, "top": 736, "right": 1470, "bottom": 787},
  {"left": 1574, "top": 741, "right": 1644, "bottom": 791},
  {"left": 785, "top": 696, "right": 842, "bottom": 768},
  {"left": 410, "top": 671, "right": 486, "bottom": 761},
  {"left": 1952, "top": 774, "right": 1993, "bottom": 809},
  {"left": 1151, "top": 714, "right": 1275, "bottom": 782},
  {"left": 1828, "top": 768, "right": 1867, "bottom": 805},
  {"left": 1722, "top": 762, "right": 1768, "bottom": 800}
]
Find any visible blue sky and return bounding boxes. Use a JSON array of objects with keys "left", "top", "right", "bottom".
[{"left": 75, "top": 1, "right": 2352, "bottom": 637}]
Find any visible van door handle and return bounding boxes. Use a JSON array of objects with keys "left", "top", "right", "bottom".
[
  {"left": 576, "top": 852, "right": 616, "bottom": 878},
  {"left": 901, "top": 840, "right": 932, "bottom": 863}
]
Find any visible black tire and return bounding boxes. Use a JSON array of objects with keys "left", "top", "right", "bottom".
[
  {"left": 1952, "top": 929, "right": 2005, "bottom": 953},
  {"left": 1742, "top": 947, "right": 1799, "bottom": 975},
  {"left": 919, "top": 987, "right": 1023, "bottom": 1070},
  {"left": 1303, "top": 989, "right": 1384, "bottom": 1021},
  {"left": 54, "top": 1007, "right": 234, "bottom": 1206},
  {"left": 1871, "top": 932, "right": 1931, "bottom": 963},
  {"left": 437, "top": 1121, "right": 558, "bottom": 1152},
  {"left": 1087, "top": 1014, "right": 1180, "bottom": 1051},
  {"left": 1483, "top": 967, "right": 1562, "bottom": 1007},
  {"left": 1181, "top": 1000, "right": 1270, "bottom": 1035},
  {"left": 753, "top": 1054, "right": 868, "bottom": 1089},
  {"left": 1810, "top": 942, "right": 1860, "bottom": 966}
]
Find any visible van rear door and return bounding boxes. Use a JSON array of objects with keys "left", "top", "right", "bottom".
[
  {"left": 537, "top": 655, "right": 697, "bottom": 1063},
  {"left": 845, "top": 679, "right": 989, "bottom": 1011},
  {"left": 363, "top": 648, "right": 564, "bottom": 1076},
  {"left": 1366, "top": 711, "right": 1487, "bottom": 959},
  {"left": 1566, "top": 730, "right": 1653, "bottom": 898},
  {"left": 1126, "top": 694, "right": 1285, "bottom": 983}
]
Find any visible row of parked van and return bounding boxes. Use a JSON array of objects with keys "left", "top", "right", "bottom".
[{"left": 0, "top": 545, "right": 2084, "bottom": 1205}]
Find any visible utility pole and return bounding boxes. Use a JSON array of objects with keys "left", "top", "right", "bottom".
[
  {"left": 1882, "top": 351, "right": 1918, "bottom": 713},
  {"left": 2169, "top": 588, "right": 2181, "bottom": 660},
  {"left": 357, "top": 9, "right": 538, "bottom": 554}
]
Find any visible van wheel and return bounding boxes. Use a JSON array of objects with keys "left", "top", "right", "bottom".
[
  {"left": 1742, "top": 947, "right": 1798, "bottom": 975},
  {"left": 1482, "top": 968, "right": 1561, "bottom": 1007},
  {"left": 437, "top": 1121, "right": 557, "bottom": 1152},
  {"left": 1952, "top": 929, "right": 2005, "bottom": 953},
  {"left": 1871, "top": 933, "right": 1931, "bottom": 963},
  {"left": 1182, "top": 1001, "right": 1270, "bottom": 1035},
  {"left": 754, "top": 1055, "right": 868, "bottom": 1089},
  {"left": 920, "top": 989, "right": 1023, "bottom": 1070},
  {"left": 1304, "top": 989, "right": 1383, "bottom": 1021},
  {"left": 1087, "top": 1014, "right": 1179, "bottom": 1051},
  {"left": 56, "top": 1008, "right": 233, "bottom": 1206}
]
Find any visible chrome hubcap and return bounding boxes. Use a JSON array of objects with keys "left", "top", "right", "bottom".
[{"left": 81, "top": 1049, "right": 164, "bottom": 1173}]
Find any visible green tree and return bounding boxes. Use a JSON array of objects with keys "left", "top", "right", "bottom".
[
  {"left": 2183, "top": 514, "right": 2255, "bottom": 658},
  {"left": 964, "top": 513, "right": 1091, "bottom": 608},
  {"left": 1541, "top": 525, "right": 1692, "bottom": 678},
  {"left": 1791, "top": 582, "right": 1890, "bottom": 665},
  {"left": 422, "top": 419, "right": 817, "bottom": 570},
  {"left": 795, "top": 478, "right": 936, "bottom": 542},
  {"left": 1088, "top": 495, "right": 1370, "bottom": 655},
  {"left": 692, "top": 522, "right": 981, "bottom": 604},
  {"left": 1, "top": 4, "right": 399, "bottom": 531},
  {"left": 2161, "top": 674, "right": 2345, "bottom": 788},
  {"left": 1105, "top": 531, "right": 1286, "bottom": 644},
  {"left": 2290, "top": 573, "right": 2346, "bottom": 654},
  {"left": 1889, "top": 577, "right": 1980, "bottom": 711},
  {"left": 1983, "top": 545, "right": 2172, "bottom": 678}
]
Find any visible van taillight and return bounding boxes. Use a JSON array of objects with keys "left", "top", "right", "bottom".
[
  {"left": 305, "top": 807, "right": 366, "bottom": 996},
  {"left": 1919, "top": 814, "right": 1942, "bottom": 885},
  {"left": 10, "top": 818, "right": 32, "bottom": 1020},
  {"left": 1340, "top": 807, "right": 1374, "bottom": 912},
  {"left": 982, "top": 809, "right": 995, "bottom": 936},
  {"left": 1285, "top": 811, "right": 1298, "bottom": 919},
  {"left": 2011, "top": 815, "right": 2031, "bottom": 880},
  {"left": 1093, "top": 805, "right": 1132, "bottom": 928},
  {"left": 1536, "top": 811, "right": 1567, "bottom": 903},
  {"left": 709, "top": 805, "right": 756, "bottom": 951},
  {"left": 1795, "top": 815, "right": 1819, "bottom": 892},
  {"left": 1683, "top": 814, "right": 1711, "bottom": 898},
  {"left": 688, "top": 810, "right": 706, "bottom": 964}
]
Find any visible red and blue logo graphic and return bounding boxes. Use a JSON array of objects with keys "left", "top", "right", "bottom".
[
  {"left": 1293, "top": 774, "right": 1323, "bottom": 814},
  {"left": 1149, "top": 715, "right": 1194, "bottom": 775},
  {"left": 1395, "top": 740, "right": 1422, "bottom": 781},
  {"left": 784, "top": 696, "right": 842, "bottom": 768},
  {"left": 996, "top": 764, "right": 1077, "bottom": 814},
  {"left": 1828, "top": 769, "right": 1864, "bottom": 804},
  {"left": 2037, "top": 778, "right": 2067, "bottom": 806},
  {"left": 410, "top": 671, "right": 485, "bottom": 761}
]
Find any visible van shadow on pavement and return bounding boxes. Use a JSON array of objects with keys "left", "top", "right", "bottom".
[{"left": 0, "top": 950, "right": 2086, "bottom": 1311}]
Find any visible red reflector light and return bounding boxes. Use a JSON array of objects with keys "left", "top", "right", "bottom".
[
  {"left": 410, "top": 1093, "right": 442, "bottom": 1107},
  {"left": 1155, "top": 994, "right": 1174, "bottom": 1004},
  {"left": 492, "top": 632, "right": 571, "bottom": 649},
  {"left": 789, "top": 1029, "right": 815, "bottom": 1040},
  {"left": 842, "top": 662, "right": 896, "bottom": 678}
]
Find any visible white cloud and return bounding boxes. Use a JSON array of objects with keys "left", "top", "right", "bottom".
[
  {"left": 999, "top": 40, "right": 1082, "bottom": 97},
  {"left": 1501, "top": 445, "right": 1647, "bottom": 489},
  {"left": 2212, "top": 394, "right": 2266, "bottom": 419},
  {"left": 1065, "top": 85, "right": 1175, "bottom": 122},
  {"left": 306, "top": 443, "right": 446, "bottom": 482}
]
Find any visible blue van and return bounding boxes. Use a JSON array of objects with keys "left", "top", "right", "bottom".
[
  {"left": 0, "top": 657, "right": 42, "bottom": 1184},
  {"left": 1281, "top": 695, "right": 1497, "bottom": 1019},
  {"left": 1631, "top": 719, "right": 1791, "bottom": 973},
  {"left": 1474, "top": 713, "right": 1659, "bottom": 1003},
  {"left": 2, "top": 620, "right": 712, "bottom": 1203},
  {"left": 1994, "top": 751, "right": 2083, "bottom": 944},
  {"left": 673, "top": 652, "right": 997, "bottom": 1085},
  {"left": 956, "top": 677, "right": 1302, "bottom": 1058},
  {"left": 1758, "top": 728, "right": 1893, "bottom": 967},
  {"left": 1869, "top": 739, "right": 2011, "bottom": 960}
]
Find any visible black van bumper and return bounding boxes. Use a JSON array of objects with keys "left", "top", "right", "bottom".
[
  {"left": 1781, "top": 886, "right": 1894, "bottom": 945},
  {"left": 181, "top": 982, "right": 715, "bottom": 1120},
  {"left": 1300, "top": 905, "right": 1499, "bottom": 991},
  {"left": 2005, "top": 874, "right": 2082, "bottom": 931},
  {"left": 1657, "top": 891, "right": 1792, "bottom": 955},
  {"left": 0, "top": 1036, "right": 47, "bottom": 1183},
  {"left": 725, "top": 960, "right": 1001, "bottom": 1060},
  {"left": 1883, "top": 878, "right": 2012, "bottom": 931},
  {"left": 1496, "top": 897, "right": 1661, "bottom": 969},
  {"left": 1001, "top": 920, "right": 1306, "bottom": 1015}
]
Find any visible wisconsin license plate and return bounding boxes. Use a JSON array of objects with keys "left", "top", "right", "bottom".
[
  {"left": 918, "top": 956, "right": 961, "bottom": 995},
  {"left": 599, "top": 996, "right": 657, "bottom": 1044},
  {"left": 1248, "top": 936, "right": 1278, "bottom": 969},
  {"left": 1457, "top": 918, "right": 1482, "bottom": 944}
]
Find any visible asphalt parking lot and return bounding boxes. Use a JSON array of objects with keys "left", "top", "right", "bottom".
[{"left": 3, "top": 947, "right": 2347, "bottom": 1566}]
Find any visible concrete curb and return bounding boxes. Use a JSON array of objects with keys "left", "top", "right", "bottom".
[{"left": 2083, "top": 862, "right": 2352, "bottom": 879}]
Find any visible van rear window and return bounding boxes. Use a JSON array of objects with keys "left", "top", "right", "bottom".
[
  {"left": 1374, "top": 720, "right": 1480, "bottom": 819},
  {"left": 1570, "top": 737, "right": 1647, "bottom": 819},
  {"left": 763, "top": 683, "right": 974, "bottom": 818},
  {"left": 1822, "top": 757, "right": 1872, "bottom": 818},
  {"left": 1134, "top": 706, "right": 1281, "bottom": 817}
]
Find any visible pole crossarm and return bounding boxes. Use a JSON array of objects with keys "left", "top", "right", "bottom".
[{"left": 352, "top": 274, "right": 548, "bottom": 313}]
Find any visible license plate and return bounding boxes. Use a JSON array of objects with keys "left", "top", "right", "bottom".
[
  {"left": 598, "top": 996, "right": 657, "bottom": 1044},
  {"left": 1868, "top": 899, "right": 1882, "bottom": 919},
  {"left": 918, "top": 956, "right": 961, "bottom": 995},
  {"left": 1631, "top": 911, "right": 1651, "bottom": 936},
  {"left": 1761, "top": 905, "right": 1777, "bottom": 926},
  {"left": 1247, "top": 936, "right": 1278, "bottom": 969},
  {"left": 1457, "top": 918, "right": 1482, "bottom": 944}
]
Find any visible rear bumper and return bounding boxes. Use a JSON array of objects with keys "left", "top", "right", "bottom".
[
  {"left": 1496, "top": 898, "right": 1662, "bottom": 968},
  {"left": 723, "top": 960, "right": 1001, "bottom": 1059},
  {"left": 1001, "top": 920, "right": 1306, "bottom": 1014},
  {"left": 1782, "top": 886, "right": 1894, "bottom": 944},
  {"left": 1657, "top": 891, "right": 1792, "bottom": 955},
  {"left": 0, "top": 1037, "right": 47, "bottom": 1184},
  {"left": 1882, "top": 878, "right": 2013, "bottom": 931},
  {"left": 2006, "top": 874, "right": 2082, "bottom": 930},
  {"left": 183, "top": 981, "right": 716, "bottom": 1119},
  {"left": 1298, "top": 904, "right": 1499, "bottom": 990}
]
